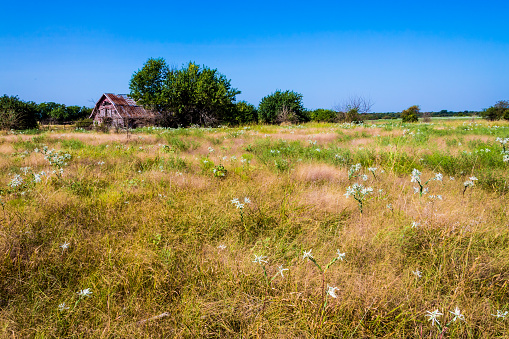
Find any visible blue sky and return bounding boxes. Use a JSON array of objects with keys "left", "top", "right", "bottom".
[{"left": 1, "top": 0, "right": 508, "bottom": 112}]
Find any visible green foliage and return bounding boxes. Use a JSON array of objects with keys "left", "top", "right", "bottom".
[
  {"left": 309, "top": 108, "right": 337, "bottom": 122},
  {"left": 130, "top": 59, "right": 240, "bottom": 127},
  {"left": 401, "top": 105, "right": 420, "bottom": 123},
  {"left": 37, "top": 102, "right": 91, "bottom": 122},
  {"left": 212, "top": 164, "right": 227, "bottom": 178},
  {"left": 481, "top": 100, "right": 509, "bottom": 121},
  {"left": 258, "top": 90, "right": 307, "bottom": 124},
  {"left": 0, "top": 95, "right": 38, "bottom": 130},
  {"left": 230, "top": 101, "right": 258, "bottom": 125},
  {"left": 128, "top": 57, "right": 168, "bottom": 112}
]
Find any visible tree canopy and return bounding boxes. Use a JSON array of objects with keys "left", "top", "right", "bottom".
[
  {"left": 129, "top": 59, "right": 241, "bottom": 127},
  {"left": 481, "top": 100, "right": 509, "bottom": 121},
  {"left": 258, "top": 90, "right": 307, "bottom": 124},
  {"left": 0, "top": 95, "right": 39, "bottom": 130},
  {"left": 401, "top": 105, "right": 420, "bottom": 123}
]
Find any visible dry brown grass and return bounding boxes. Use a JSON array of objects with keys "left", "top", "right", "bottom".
[{"left": 292, "top": 163, "right": 346, "bottom": 183}]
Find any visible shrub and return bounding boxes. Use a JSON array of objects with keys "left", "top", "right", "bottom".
[
  {"left": 401, "top": 105, "right": 420, "bottom": 123},
  {"left": 309, "top": 109, "right": 337, "bottom": 122},
  {"left": 258, "top": 90, "right": 307, "bottom": 124}
]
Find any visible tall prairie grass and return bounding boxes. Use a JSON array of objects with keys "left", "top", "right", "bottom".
[{"left": 0, "top": 120, "right": 508, "bottom": 337}]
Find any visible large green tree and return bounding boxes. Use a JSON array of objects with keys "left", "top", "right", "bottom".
[
  {"left": 258, "top": 90, "right": 307, "bottom": 124},
  {"left": 130, "top": 59, "right": 240, "bottom": 127},
  {"left": 481, "top": 100, "right": 509, "bottom": 121},
  {"left": 0, "top": 95, "right": 38, "bottom": 130}
]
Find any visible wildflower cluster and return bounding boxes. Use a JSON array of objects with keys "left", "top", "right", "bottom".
[
  {"left": 344, "top": 183, "right": 373, "bottom": 213},
  {"left": 231, "top": 197, "right": 251, "bottom": 209},
  {"left": 37, "top": 146, "right": 72, "bottom": 175},
  {"left": 7, "top": 168, "right": 48, "bottom": 195},
  {"left": 231, "top": 197, "right": 251, "bottom": 223},
  {"left": 463, "top": 176, "right": 478, "bottom": 195},
  {"left": 410, "top": 169, "right": 442, "bottom": 197},
  {"left": 348, "top": 163, "right": 362, "bottom": 180},
  {"left": 252, "top": 254, "right": 288, "bottom": 288},
  {"left": 425, "top": 307, "right": 465, "bottom": 332},
  {"left": 496, "top": 137, "right": 509, "bottom": 162}
]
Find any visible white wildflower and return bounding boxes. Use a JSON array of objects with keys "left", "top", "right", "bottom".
[
  {"left": 411, "top": 169, "right": 421, "bottom": 183},
  {"left": 253, "top": 254, "right": 268, "bottom": 264},
  {"left": 326, "top": 285, "right": 339, "bottom": 298},
  {"left": 9, "top": 174, "right": 23, "bottom": 188},
  {"left": 60, "top": 241, "right": 70, "bottom": 252},
  {"left": 58, "top": 302, "right": 69, "bottom": 311},
  {"left": 425, "top": 309, "right": 443, "bottom": 326},
  {"left": 492, "top": 310, "right": 508, "bottom": 319},
  {"left": 336, "top": 250, "right": 345, "bottom": 261},
  {"left": 449, "top": 307, "right": 465, "bottom": 322},
  {"left": 77, "top": 288, "right": 92, "bottom": 297},
  {"left": 303, "top": 249, "right": 313, "bottom": 260},
  {"left": 412, "top": 269, "right": 422, "bottom": 278},
  {"left": 276, "top": 264, "right": 289, "bottom": 277}
]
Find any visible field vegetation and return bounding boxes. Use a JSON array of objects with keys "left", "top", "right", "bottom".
[{"left": 1, "top": 119, "right": 509, "bottom": 337}]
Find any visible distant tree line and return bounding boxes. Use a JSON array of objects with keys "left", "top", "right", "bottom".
[
  {"left": 2, "top": 57, "right": 506, "bottom": 130},
  {"left": 0, "top": 95, "right": 92, "bottom": 130}
]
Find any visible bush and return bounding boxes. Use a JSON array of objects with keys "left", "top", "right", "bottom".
[
  {"left": 309, "top": 109, "right": 337, "bottom": 122},
  {"left": 401, "top": 105, "right": 420, "bottom": 123},
  {"left": 258, "top": 90, "right": 307, "bottom": 124}
]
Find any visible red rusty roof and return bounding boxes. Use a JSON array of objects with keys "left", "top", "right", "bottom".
[{"left": 90, "top": 93, "right": 160, "bottom": 119}]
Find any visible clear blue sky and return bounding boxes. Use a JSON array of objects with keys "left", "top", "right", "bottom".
[{"left": 1, "top": 0, "right": 508, "bottom": 112}]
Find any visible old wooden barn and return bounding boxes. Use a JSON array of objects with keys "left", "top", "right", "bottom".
[{"left": 89, "top": 93, "right": 160, "bottom": 128}]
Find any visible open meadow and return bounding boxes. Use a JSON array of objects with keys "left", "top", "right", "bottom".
[{"left": 1, "top": 119, "right": 509, "bottom": 338}]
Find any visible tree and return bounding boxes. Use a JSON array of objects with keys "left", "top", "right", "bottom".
[
  {"left": 481, "top": 100, "right": 509, "bottom": 121},
  {"left": 0, "top": 95, "right": 38, "bottom": 130},
  {"left": 335, "top": 95, "right": 373, "bottom": 123},
  {"left": 129, "top": 58, "right": 169, "bottom": 112},
  {"left": 258, "top": 90, "right": 306, "bottom": 124},
  {"left": 130, "top": 59, "right": 240, "bottom": 127},
  {"left": 340, "top": 95, "right": 374, "bottom": 114},
  {"left": 401, "top": 105, "right": 420, "bottom": 123}
]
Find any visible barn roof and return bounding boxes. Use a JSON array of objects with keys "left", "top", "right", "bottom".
[{"left": 90, "top": 93, "right": 160, "bottom": 119}]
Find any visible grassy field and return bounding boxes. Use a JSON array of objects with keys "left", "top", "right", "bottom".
[{"left": 1, "top": 119, "right": 509, "bottom": 338}]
